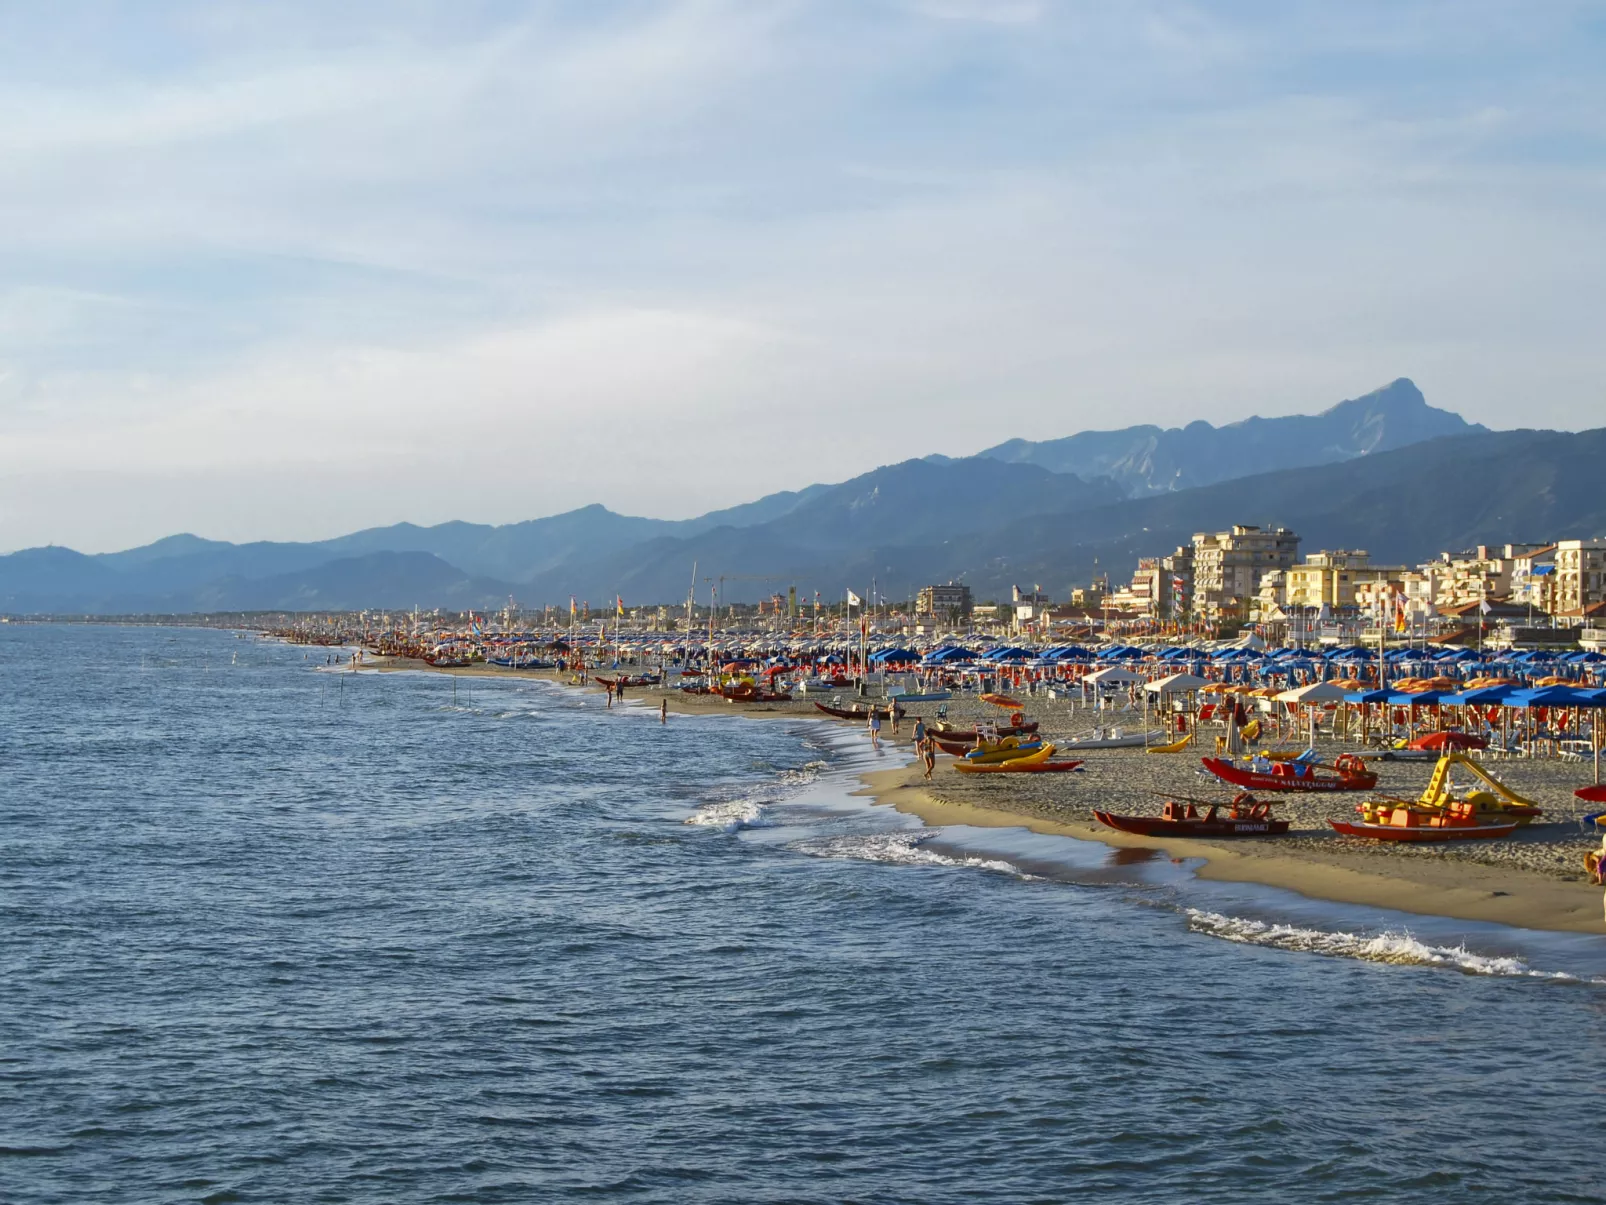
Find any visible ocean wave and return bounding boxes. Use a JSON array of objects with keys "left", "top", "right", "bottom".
[
  {"left": 1185, "top": 909, "right": 1594, "bottom": 981},
  {"left": 778, "top": 759, "right": 829, "bottom": 787},
  {"left": 685, "top": 799, "right": 774, "bottom": 833},
  {"left": 790, "top": 831, "right": 1026, "bottom": 877}
]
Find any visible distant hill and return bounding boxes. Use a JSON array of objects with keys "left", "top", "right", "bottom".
[
  {"left": 975, "top": 378, "right": 1482, "bottom": 496},
  {"left": 8, "top": 381, "right": 1597, "bottom": 616},
  {"left": 901, "top": 426, "right": 1606, "bottom": 598},
  {"left": 192, "top": 552, "right": 518, "bottom": 612}
]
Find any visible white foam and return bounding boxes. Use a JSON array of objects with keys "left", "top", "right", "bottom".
[
  {"left": 779, "top": 759, "right": 829, "bottom": 787},
  {"left": 791, "top": 831, "right": 1027, "bottom": 877},
  {"left": 1185, "top": 909, "right": 1593, "bottom": 981},
  {"left": 685, "top": 799, "right": 773, "bottom": 833}
]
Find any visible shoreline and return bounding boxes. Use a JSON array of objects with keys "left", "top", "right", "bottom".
[
  {"left": 856, "top": 761, "right": 1606, "bottom": 935},
  {"left": 358, "top": 653, "right": 1606, "bottom": 935}
]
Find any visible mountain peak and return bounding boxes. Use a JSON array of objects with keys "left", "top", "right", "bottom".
[{"left": 976, "top": 378, "right": 1482, "bottom": 495}]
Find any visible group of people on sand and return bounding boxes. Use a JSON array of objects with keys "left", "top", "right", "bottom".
[{"left": 874, "top": 713, "right": 937, "bottom": 779}]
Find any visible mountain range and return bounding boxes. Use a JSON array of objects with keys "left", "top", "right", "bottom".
[{"left": 4, "top": 378, "right": 1599, "bottom": 614}]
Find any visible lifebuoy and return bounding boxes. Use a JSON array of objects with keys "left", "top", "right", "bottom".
[{"left": 1010, "top": 712, "right": 1024, "bottom": 727}]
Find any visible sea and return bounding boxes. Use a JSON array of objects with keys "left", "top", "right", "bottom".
[{"left": 3, "top": 624, "right": 1604, "bottom": 1204}]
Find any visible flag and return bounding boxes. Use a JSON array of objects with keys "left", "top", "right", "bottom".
[
  {"left": 1394, "top": 594, "right": 1408, "bottom": 633},
  {"left": 569, "top": 597, "right": 576, "bottom": 620},
  {"left": 616, "top": 595, "right": 624, "bottom": 617},
  {"left": 1479, "top": 599, "right": 1491, "bottom": 615},
  {"left": 846, "top": 589, "right": 862, "bottom": 607}
]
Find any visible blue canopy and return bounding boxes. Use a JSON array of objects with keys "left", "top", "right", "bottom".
[
  {"left": 869, "top": 647, "right": 919, "bottom": 664},
  {"left": 1504, "top": 685, "right": 1606, "bottom": 709},
  {"left": 1345, "top": 689, "right": 1394, "bottom": 703},
  {"left": 1386, "top": 689, "right": 1454, "bottom": 705},
  {"left": 1446, "top": 685, "right": 1520, "bottom": 705}
]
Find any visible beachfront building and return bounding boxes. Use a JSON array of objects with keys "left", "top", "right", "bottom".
[
  {"left": 1190, "top": 525, "right": 1300, "bottom": 626},
  {"left": 1283, "top": 550, "right": 1405, "bottom": 610},
  {"left": 1011, "top": 585, "right": 1051, "bottom": 630},
  {"left": 1511, "top": 545, "right": 1558, "bottom": 610},
  {"left": 1116, "top": 546, "right": 1192, "bottom": 619},
  {"left": 916, "top": 582, "right": 973, "bottom": 622},
  {"left": 1552, "top": 538, "right": 1606, "bottom": 616}
]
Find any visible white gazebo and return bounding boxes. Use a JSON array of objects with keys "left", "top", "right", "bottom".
[
  {"left": 1275, "top": 680, "right": 1352, "bottom": 747},
  {"left": 1144, "top": 672, "right": 1210, "bottom": 695}
]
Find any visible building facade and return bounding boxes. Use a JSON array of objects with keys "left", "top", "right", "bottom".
[
  {"left": 1553, "top": 539, "right": 1606, "bottom": 616},
  {"left": 1191, "top": 525, "right": 1300, "bottom": 624},
  {"left": 915, "top": 582, "right": 974, "bottom": 619}
]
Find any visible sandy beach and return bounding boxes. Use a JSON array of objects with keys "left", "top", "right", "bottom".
[{"left": 359, "top": 655, "right": 1606, "bottom": 934}]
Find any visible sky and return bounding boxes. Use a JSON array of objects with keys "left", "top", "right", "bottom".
[{"left": 3, "top": 1, "right": 1604, "bottom": 553}]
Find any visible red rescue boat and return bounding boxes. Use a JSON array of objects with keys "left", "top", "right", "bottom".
[
  {"left": 1200, "top": 754, "right": 1376, "bottom": 793},
  {"left": 1093, "top": 794, "right": 1289, "bottom": 837},
  {"left": 1574, "top": 784, "right": 1606, "bottom": 804}
]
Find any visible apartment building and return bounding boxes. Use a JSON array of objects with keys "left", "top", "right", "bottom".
[
  {"left": 1191, "top": 525, "right": 1299, "bottom": 622},
  {"left": 1553, "top": 539, "right": 1606, "bottom": 616}
]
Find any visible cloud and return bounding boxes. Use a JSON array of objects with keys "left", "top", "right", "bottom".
[{"left": 0, "top": 0, "right": 1603, "bottom": 552}]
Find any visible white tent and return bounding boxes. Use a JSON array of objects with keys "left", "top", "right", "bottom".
[
  {"left": 1145, "top": 672, "right": 1210, "bottom": 694},
  {"left": 1083, "top": 666, "right": 1146, "bottom": 685},
  {"left": 1275, "top": 681, "right": 1351, "bottom": 704},
  {"left": 1276, "top": 680, "right": 1350, "bottom": 746}
]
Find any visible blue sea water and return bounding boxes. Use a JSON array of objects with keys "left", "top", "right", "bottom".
[{"left": 2, "top": 624, "right": 1603, "bottom": 1204}]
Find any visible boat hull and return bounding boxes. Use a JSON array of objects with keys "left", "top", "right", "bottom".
[
  {"left": 813, "top": 702, "right": 902, "bottom": 720},
  {"left": 964, "top": 742, "right": 1046, "bottom": 765},
  {"left": 930, "top": 722, "right": 1039, "bottom": 740},
  {"left": 1329, "top": 819, "right": 1517, "bottom": 842},
  {"left": 1200, "top": 757, "right": 1375, "bottom": 792},
  {"left": 1061, "top": 733, "right": 1163, "bottom": 750},
  {"left": 956, "top": 759, "right": 1084, "bottom": 775},
  {"left": 1093, "top": 810, "right": 1290, "bottom": 837},
  {"left": 1574, "top": 784, "right": 1606, "bottom": 804}
]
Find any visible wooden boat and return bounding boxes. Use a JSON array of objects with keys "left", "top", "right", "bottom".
[
  {"left": 929, "top": 721, "right": 1039, "bottom": 740},
  {"left": 813, "top": 701, "right": 903, "bottom": 720},
  {"left": 1093, "top": 794, "right": 1289, "bottom": 837},
  {"left": 1330, "top": 815, "right": 1518, "bottom": 842},
  {"left": 980, "top": 692, "right": 1023, "bottom": 708},
  {"left": 1200, "top": 754, "right": 1376, "bottom": 792},
  {"left": 724, "top": 684, "right": 791, "bottom": 702},
  {"left": 956, "top": 756, "right": 1084, "bottom": 775}
]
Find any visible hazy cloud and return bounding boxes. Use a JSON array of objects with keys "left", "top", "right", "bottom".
[{"left": 1, "top": 1, "right": 1602, "bottom": 550}]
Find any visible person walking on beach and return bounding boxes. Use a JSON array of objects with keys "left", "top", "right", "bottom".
[
  {"left": 660, "top": 698, "right": 668, "bottom": 725},
  {"left": 921, "top": 736, "right": 937, "bottom": 780},
  {"left": 912, "top": 717, "right": 926, "bottom": 747},
  {"left": 868, "top": 711, "right": 882, "bottom": 748},
  {"left": 605, "top": 681, "right": 615, "bottom": 708},
  {"left": 891, "top": 707, "right": 900, "bottom": 737}
]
